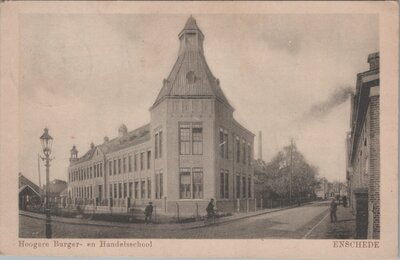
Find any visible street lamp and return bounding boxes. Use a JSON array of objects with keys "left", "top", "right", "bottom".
[{"left": 40, "top": 128, "right": 53, "bottom": 238}]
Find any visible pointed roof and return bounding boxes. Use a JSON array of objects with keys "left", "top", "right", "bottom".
[
  {"left": 179, "top": 15, "right": 203, "bottom": 35},
  {"left": 152, "top": 16, "right": 232, "bottom": 109}
]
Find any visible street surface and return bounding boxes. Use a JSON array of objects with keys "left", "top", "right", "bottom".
[{"left": 20, "top": 201, "right": 354, "bottom": 239}]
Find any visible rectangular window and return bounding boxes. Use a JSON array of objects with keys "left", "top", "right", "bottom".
[
  {"left": 180, "top": 168, "right": 191, "bottom": 199},
  {"left": 123, "top": 183, "right": 127, "bottom": 198},
  {"left": 109, "top": 184, "right": 112, "bottom": 198},
  {"left": 193, "top": 168, "right": 203, "bottom": 199},
  {"left": 248, "top": 177, "right": 252, "bottom": 198},
  {"left": 147, "top": 151, "right": 151, "bottom": 169},
  {"left": 225, "top": 172, "right": 229, "bottom": 199},
  {"left": 141, "top": 180, "right": 146, "bottom": 198},
  {"left": 118, "top": 183, "right": 122, "bottom": 198},
  {"left": 180, "top": 124, "right": 191, "bottom": 155},
  {"left": 225, "top": 133, "right": 229, "bottom": 159},
  {"left": 118, "top": 159, "right": 121, "bottom": 174},
  {"left": 154, "top": 133, "right": 159, "bottom": 159},
  {"left": 114, "top": 183, "right": 117, "bottom": 198},
  {"left": 113, "top": 160, "right": 116, "bottom": 175},
  {"left": 236, "top": 138, "right": 240, "bottom": 163},
  {"left": 134, "top": 154, "right": 138, "bottom": 171},
  {"left": 128, "top": 155, "right": 132, "bottom": 172},
  {"left": 155, "top": 173, "right": 159, "bottom": 199},
  {"left": 147, "top": 179, "right": 151, "bottom": 199},
  {"left": 220, "top": 170, "right": 229, "bottom": 199},
  {"left": 134, "top": 181, "right": 139, "bottom": 199},
  {"left": 236, "top": 175, "right": 240, "bottom": 198},
  {"left": 159, "top": 172, "right": 163, "bottom": 198},
  {"left": 192, "top": 125, "right": 203, "bottom": 155},
  {"left": 109, "top": 161, "right": 112, "bottom": 176},
  {"left": 242, "top": 177, "right": 246, "bottom": 198},
  {"left": 220, "top": 171, "right": 225, "bottom": 198},
  {"left": 123, "top": 157, "right": 126, "bottom": 173},
  {"left": 129, "top": 182, "right": 133, "bottom": 198},
  {"left": 242, "top": 141, "right": 246, "bottom": 164},
  {"left": 159, "top": 131, "right": 163, "bottom": 158},
  {"left": 100, "top": 163, "right": 103, "bottom": 177},
  {"left": 140, "top": 152, "right": 144, "bottom": 171}
]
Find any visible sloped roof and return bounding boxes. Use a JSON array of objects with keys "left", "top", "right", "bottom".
[
  {"left": 71, "top": 124, "right": 150, "bottom": 166},
  {"left": 152, "top": 17, "right": 231, "bottom": 109},
  {"left": 19, "top": 173, "right": 43, "bottom": 196}
]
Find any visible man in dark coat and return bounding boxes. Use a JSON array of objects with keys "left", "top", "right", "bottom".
[
  {"left": 144, "top": 202, "right": 153, "bottom": 224},
  {"left": 206, "top": 198, "right": 215, "bottom": 218},
  {"left": 330, "top": 198, "right": 338, "bottom": 223}
]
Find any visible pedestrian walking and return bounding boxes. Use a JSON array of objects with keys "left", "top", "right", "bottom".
[
  {"left": 144, "top": 202, "right": 153, "bottom": 224},
  {"left": 330, "top": 198, "right": 338, "bottom": 223}
]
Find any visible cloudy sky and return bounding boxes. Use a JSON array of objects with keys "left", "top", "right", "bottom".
[{"left": 19, "top": 14, "right": 378, "bottom": 185}]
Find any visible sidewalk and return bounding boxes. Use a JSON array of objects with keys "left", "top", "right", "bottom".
[
  {"left": 304, "top": 205, "right": 356, "bottom": 239},
  {"left": 20, "top": 205, "right": 297, "bottom": 231}
]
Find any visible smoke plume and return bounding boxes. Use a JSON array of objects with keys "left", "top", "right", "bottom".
[{"left": 306, "top": 86, "right": 354, "bottom": 119}]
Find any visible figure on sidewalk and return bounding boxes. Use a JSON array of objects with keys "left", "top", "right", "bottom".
[
  {"left": 145, "top": 202, "right": 153, "bottom": 224},
  {"left": 330, "top": 198, "right": 338, "bottom": 223},
  {"left": 206, "top": 198, "right": 215, "bottom": 219},
  {"left": 342, "top": 195, "right": 347, "bottom": 208}
]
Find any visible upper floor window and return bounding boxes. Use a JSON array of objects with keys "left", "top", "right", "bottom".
[
  {"left": 134, "top": 154, "right": 138, "bottom": 171},
  {"left": 236, "top": 138, "right": 240, "bottom": 163},
  {"left": 242, "top": 140, "right": 246, "bottom": 164},
  {"left": 179, "top": 122, "right": 203, "bottom": 155},
  {"left": 154, "top": 128, "right": 163, "bottom": 159},
  {"left": 109, "top": 161, "right": 112, "bottom": 176},
  {"left": 123, "top": 157, "right": 126, "bottom": 173},
  {"left": 140, "top": 152, "right": 145, "bottom": 171},
  {"left": 248, "top": 143, "right": 251, "bottom": 166},
  {"left": 147, "top": 151, "right": 151, "bottom": 169},
  {"left": 220, "top": 128, "right": 228, "bottom": 159},
  {"left": 128, "top": 155, "right": 132, "bottom": 172}
]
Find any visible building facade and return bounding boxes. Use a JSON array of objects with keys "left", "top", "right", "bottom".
[
  {"left": 67, "top": 17, "right": 255, "bottom": 216},
  {"left": 346, "top": 52, "right": 380, "bottom": 239}
]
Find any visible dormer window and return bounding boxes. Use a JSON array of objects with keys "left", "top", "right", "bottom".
[{"left": 186, "top": 71, "right": 197, "bottom": 84}]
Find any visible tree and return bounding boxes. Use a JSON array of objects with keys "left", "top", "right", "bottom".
[{"left": 255, "top": 143, "right": 320, "bottom": 202}]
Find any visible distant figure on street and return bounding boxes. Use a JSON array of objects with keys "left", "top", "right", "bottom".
[
  {"left": 330, "top": 198, "right": 338, "bottom": 223},
  {"left": 206, "top": 198, "right": 215, "bottom": 219},
  {"left": 342, "top": 196, "right": 348, "bottom": 208},
  {"left": 144, "top": 202, "right": 153, "bottom": 224}
]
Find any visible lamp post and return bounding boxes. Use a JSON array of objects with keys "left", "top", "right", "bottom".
[{"left": 40, "top": 128, "right": 53, "bottom": 239}]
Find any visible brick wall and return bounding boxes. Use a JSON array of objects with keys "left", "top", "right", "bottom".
[{"left": 368, "top": 95, "right": 380, "bottom": 239}]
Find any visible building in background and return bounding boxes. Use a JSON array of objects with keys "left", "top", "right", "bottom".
[
  {"left": 19, "top": 173, "right": 43, "bottom": 211},
  {"left": 346, "top": 52, "right": 380, "bottom": 239},
  {"left": 67, "top": 16, "right": 255, "bottom": 216}
]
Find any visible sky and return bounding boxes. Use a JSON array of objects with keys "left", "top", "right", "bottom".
[{"left": 18, "top": 14, "right": 378, "bottom": 185}]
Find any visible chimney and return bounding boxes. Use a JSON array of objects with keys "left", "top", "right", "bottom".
[{"left": 258, "top": 131, "right": 262, "bottom": 160}]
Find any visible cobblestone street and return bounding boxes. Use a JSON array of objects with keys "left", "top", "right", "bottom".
[{"left": 18, "top": 201, "right": 356, "bottom": 239}]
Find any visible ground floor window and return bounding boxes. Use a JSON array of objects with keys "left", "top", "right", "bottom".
[
  {"left": 193, "top": 168, "right": 203, "bottom": 199},
  {"left": 236, "top": 175, "right": 240, "bottom": 198},
  {"left": 219, "top": 170, "right": 229, "bottom": 199},
  {"left": 129, "top": 182, "right": 133, "bottom": 198},
  {"left": 134, "top": 181, "right": 139, "bottom": 199},
  {"left": 248, "top": 177, "right": 252, "bottom": 198},
  {"left": 147, "top": 179, "right": 151, "bottom": 199},
  {"left": 141, "top": 180, "right": 146, "bottom": 198},
  {"left": 180, "top": 167, "right": 203, "bottom": 199},
  {"left": 123, "top": 182, "right": 127, "bottom": 198},
  {"left": 180, "top": 168, "right": 191, "bottom": 199},
  {"left": 242, "top": 177, "right": 246, "bottom": 198}
]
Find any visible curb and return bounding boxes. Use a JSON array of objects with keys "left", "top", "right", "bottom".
[{"left": 20, "top": 204, "right": 310, "bottom": 231}]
